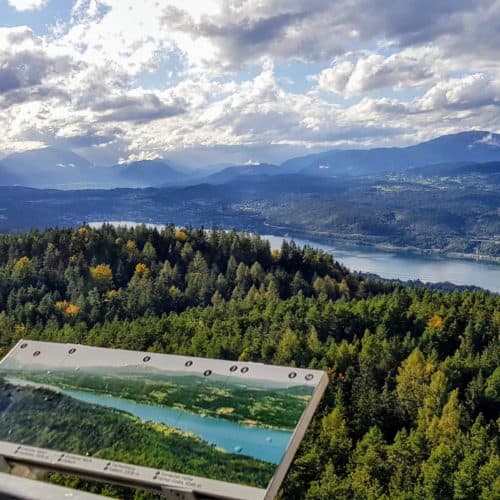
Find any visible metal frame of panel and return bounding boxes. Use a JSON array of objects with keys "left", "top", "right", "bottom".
[{"left": 0, "top": 340, "right": 328, "bottom": 499}]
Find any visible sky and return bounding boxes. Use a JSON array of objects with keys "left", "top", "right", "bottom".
[{"left": 0, "top": 0, "right": 499, "bottom": 167}]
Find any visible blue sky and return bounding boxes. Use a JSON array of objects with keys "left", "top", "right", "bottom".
[
  {"left": 0, "top": 0, "right": 499, "bottom": 166},
  {"left": 0, "top": 0, "right": 73, "bottom": 34}
]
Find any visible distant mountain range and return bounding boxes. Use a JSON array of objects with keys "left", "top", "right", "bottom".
[
  {"left": 116, "top": 160, "right": 186, "bottom": 187},
  {"left": 280, "top": 131, "right": 500, "bottom": 175},
  {"left": 0, "top": 148, "right": 187, "bottom": 189},
  {"left": 0, "top": 148, "right": 94, "bottom": 188},
  {"left": 1, "top": 131, "right": 500, "bottom": 189},
  {"left": 193, "top": 163, "right": 279, "bottom": 185}
]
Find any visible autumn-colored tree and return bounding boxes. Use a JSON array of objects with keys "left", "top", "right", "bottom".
[
  {"left": 90, "top": 264, "right": 113, "bottom": 289},
  {"left": 427, "top": 314, "right": 444, "bottom": 330},
  {"left": 14, "top": 256, "right": 30, "bottom": 269},
  {"left": 134, "top": 263, "right": 150, "bottom": 277},
  {"left": 66, "top": 303, "right": 81, "bottom": 316},
  {"left": 55, "top": 300, "right": 81, "bottom": 316},
  {"left": 125, "top": 239, "right": 137, "bottom": 251},
  {"left": 175, "top": 230, "right": 188, "bottom": 242},
  {"left": 12, "top": 256, "right": 33, "bottom": 281},
  {"left": 396, "top": 347, "right": 434, "bottom": 421}
]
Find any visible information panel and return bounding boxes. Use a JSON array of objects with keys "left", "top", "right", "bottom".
[{"left": 0, "top": 340, "right": 328, "bottom": 499}]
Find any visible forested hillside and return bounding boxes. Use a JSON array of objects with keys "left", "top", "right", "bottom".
[
  {"left": 0, "top": 226, "right": 498, "bottom": 499},
  {"left": 1, "top": 159, "right": 498, "bottom": 259}
]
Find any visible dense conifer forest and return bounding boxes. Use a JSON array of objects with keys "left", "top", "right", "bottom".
[{"left": 0, "top": 225, "right": 498, "bottom": 499}]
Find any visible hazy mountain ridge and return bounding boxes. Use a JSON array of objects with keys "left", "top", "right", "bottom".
[
  {"left": 0, "top": 131, "right": 497, "bottom": 259},
  {"left": 2, "top": 131, "right": 500, "bottom": 189},
  {"left": 0, "top": 149, "right": 186, "bottom": 189},
  {"left": 113, "top": 159, "right": 187, "bottom": 187},
  {"left": 280, "top": 131, "right": 500, "bottom": 176},
  {"left": 195, "top": 163, "right": 280, "bottom": 185}
]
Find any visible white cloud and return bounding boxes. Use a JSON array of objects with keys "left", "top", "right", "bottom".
[
  {"left": 316, "top": 47, "right": 442, "bottom": 96},
  {"left": 475, "top": 132, "right": 500, "bottom": 147},
  {"left": 0, "top": 27, "right": 75, "bottom": 101},
  {"left": 417, "top": 73, "right": 500, "bottom": 111},
  {"left": 154, "top": 0, "right": 494, "bottom": 71},
  {"left": 7, "top": 0, "right": 48, "bottom": 11},
  {"left": 1, "top": 1, "right": 500, "bottom": 164}
]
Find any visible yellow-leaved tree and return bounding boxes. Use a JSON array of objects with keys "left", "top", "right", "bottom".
[
  {"left": 175, "top": 230, "right": 188, "bottom": 242},
  {"left": 134, "top": 263, "right": 149, "bottom": 277},
  {"left": 396, "top": 347, "right": 434, "bottom": 421},
  {"left": 90, "top": 264, "right": 113, "bottom": 290}
]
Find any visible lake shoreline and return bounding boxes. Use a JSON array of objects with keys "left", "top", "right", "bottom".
[
  {"left": 88, "top": 221, "right": 500, "bottom": 292},
  {"left": 89, "top": 220, "right": 500, "bottom": 265},
  {"left": 262, "top": 224, "right": 500, "bottom": 265}
]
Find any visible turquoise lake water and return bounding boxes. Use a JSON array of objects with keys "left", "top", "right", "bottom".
[{"left": 5, "top": 378, "right": 292, "bottom": 464}]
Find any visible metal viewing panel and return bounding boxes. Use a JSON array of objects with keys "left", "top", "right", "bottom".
[{"left": 0, "top": 340, "right": 328, "bottom": 499}]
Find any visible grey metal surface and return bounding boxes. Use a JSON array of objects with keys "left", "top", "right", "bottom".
[{"left": 0, "top": 472, "right": 108, "bottom": 500}]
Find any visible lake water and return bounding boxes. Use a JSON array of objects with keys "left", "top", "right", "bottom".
[
  {"left": 263, "top": 235, "right": 500, "bottom": 293},
  {"left": 88, "top": 221, "right": 500, "bottom": 292},
  {"left": 6, "top": 378, "right": 291, "bottom": 464}
]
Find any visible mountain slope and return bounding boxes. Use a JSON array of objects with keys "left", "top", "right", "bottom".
[
  {"left": 1, "top": 148, "right": 95, "bottom": 188},
  {"left": 0, "top": 162, "right": 24, "bottom": 186},
  {"left": 196, "top": 163, "right": 279, "bottom": 184},
  {"left": 2, "top": 131, "right": 500, "bottom": 188},
  {"left": 280, "top": 131, "right": 500, "bottom": 176},
  {"left": 0, "top": 151, "right": 187, "bottom": 189},
  {"left": 408, "top": 161, "right": 500, "bottom": 178},
  {"left": 114, "top": 160, "right": 186, "bottom": 187}
]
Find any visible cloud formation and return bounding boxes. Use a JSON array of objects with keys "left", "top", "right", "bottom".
[
  {"left": 7, "top": 0, "right": 48, "bottom": 11},
  {"left": 90, "top": 94, "right": 187, "bottom": 123},
  {"left": 418, "top": 74, "right": 500, "bottom": 111},
  {"left": 0, "top": 0, "right": 499, "bottom": 164},
  {"left": 316, "top": 48, "right": 441, "bottom": 97},
  {"left": 0, "top": 27, "right": 73, "bottom": 97}
]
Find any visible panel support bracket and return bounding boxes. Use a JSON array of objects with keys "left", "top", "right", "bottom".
[{"left": 0, "top": 455, "right": 47, "bottom": 480}]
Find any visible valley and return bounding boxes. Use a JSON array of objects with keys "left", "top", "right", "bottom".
[
  {"left": 0, "top": 162, "right": 497, "bottom": 259},
  {"left": 1, "top": 132, "right": 498, "bottom": 269},
  {"left": 2, "top": 3, "right": 500, "bottom": 498}
]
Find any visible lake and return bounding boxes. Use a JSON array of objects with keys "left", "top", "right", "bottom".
[
  {"left": 263, "top": 235, "right": 500, "bottom": 293},
  {"left": 6, "top": 377, "right": 291, "bottom": 464},
  {"left": 89, "top": 221, "right": 500, "bottom": 292}
]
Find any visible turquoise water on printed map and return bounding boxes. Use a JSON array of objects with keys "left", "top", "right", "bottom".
[{"left": 6, "top": 377, "right": 292, "bottom": 464}]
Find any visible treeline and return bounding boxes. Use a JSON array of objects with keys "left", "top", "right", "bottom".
[
  {"left": 0, "top": 225, "right": 390, "bottom": 340},
  {"left": 0, "top": 226, "right": 498, "bottom": 499}
]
